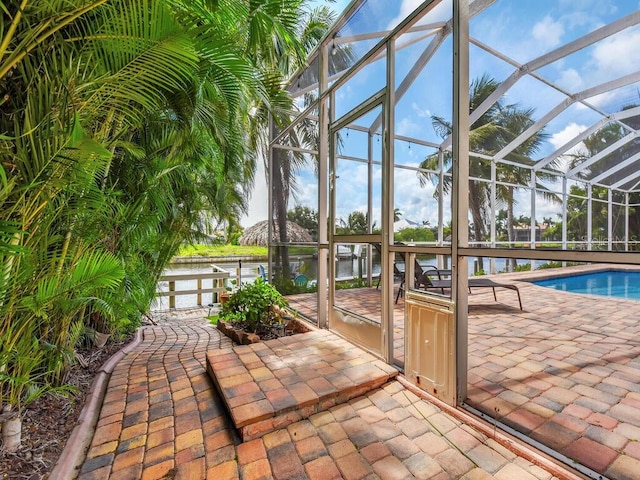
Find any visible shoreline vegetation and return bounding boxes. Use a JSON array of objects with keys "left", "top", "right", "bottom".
[{"left": 177, "top": 244, "right": 268, "bottom": 258}]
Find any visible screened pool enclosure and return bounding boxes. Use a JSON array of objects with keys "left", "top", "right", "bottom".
[{"left": 267, "top": 2, "right": 640, "bottom": 478}]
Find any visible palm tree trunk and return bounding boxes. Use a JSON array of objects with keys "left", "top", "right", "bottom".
[
  {"left": 272, "top": 148, "right": 291, "bottom": 282},
  {"left": 469, "top": 181, "right": 485, "bottom": 273},
  {"left": 507, "top": 186, "right": 517, "bottom": 271},
  {"left": 1, "top": 411, "right": 21, "bottom": 452}
]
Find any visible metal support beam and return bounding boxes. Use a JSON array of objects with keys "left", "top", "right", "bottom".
[
  {"left": 625, "top": 193, "right": 630, "bottom": 252},
  {"left": 317, "top": 44, "right": 329, "bottom": 329},
  {"left": 438, "top": 149, "right": 445, "bottom": 246},
  {"left": 328, "top": 90, "right": 337, "bottom": 329},
  {"left": 591, "top": 150, "right": 640, "bottom": 185},
  {"left": 562, "top": 178, "right": 568, "bottom": 250},
  {"left": 567, "top": 132, "right": 639, "bottom": 179},
  {"left": 530, "top": 171, "right": 537, "bottom": 269},
  {"left": 490, "top": 160, "right": 496, "bottom": 273},
  {"left": 610, "top": 165, "right": 640, "bottom": 190},
  {"left": 443, "top": 10, "right": 640, "bottom": 153},
  {"left": 587, "top": 184, "right": 593, "bottom": 251},
  {"left": 382, "top": 39, "right": 396, "bottom": 364},
  {"left": 367, "top": 130, "right": 374, "bottom": 287},
  {"left": 453, "top": 0, "right": 469, "bottom": 406},
  {"left": 370, "top": 23, "right": 450, "bottom": 132},
  {"left": 536, "top": 107, "right": 640, "bottom": 172},
  {"left": 608, "top": 189, "right": 613, "bottom": 251},
  {"left": 494, "top": 72, "right": 640, "bottom": 164}
]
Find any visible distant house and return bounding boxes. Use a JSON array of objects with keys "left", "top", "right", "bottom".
[
  {"left": 513, "top": 225, "right": 548, "bottom": 242},
  {"left": 393, "top": 218, "right": 420, "bottom": 232}
]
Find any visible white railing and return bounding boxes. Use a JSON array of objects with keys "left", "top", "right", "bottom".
[{"left": 157, "top": 266, "right": 230, "bottom": 308}]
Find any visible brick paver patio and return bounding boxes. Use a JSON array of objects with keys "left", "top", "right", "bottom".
[
  {"left": 286, "top": 265, "right": 640, "bottom": 480},
  {"left": 74, "top": 311, "right": 575, "bottom": 480},
  {"left": 206, "top": 328, "right": 398, "bottom": 441}
]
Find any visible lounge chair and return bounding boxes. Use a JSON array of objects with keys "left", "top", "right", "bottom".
[
  {"left": 422, "top": 265, "right": 452, "bottom": 280},
  {"left": 424, "top": 276, "right": 523, "bottom": 310},
  {"left": 373, "top": 244, "right": 404, "bottom": 290},
  {"left": 394, "top": 251, "right": 434, "bottom": 303}
]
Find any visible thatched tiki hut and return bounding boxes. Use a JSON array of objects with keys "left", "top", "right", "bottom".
[{"left": 239, "top": 220, "right": 312, "bottom": 246}]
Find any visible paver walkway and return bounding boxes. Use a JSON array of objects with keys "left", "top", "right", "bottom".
[
  {"left": 74, "top": 311, "right": 575, "bottom": 480},
  {"left": 207, "top": 328, "right": 398, "bottom": 441},
  {"left": 286, "top": 265, "right": 640, "bottom": 480}
]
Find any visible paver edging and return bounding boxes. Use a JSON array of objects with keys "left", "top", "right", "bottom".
[
  {"left": 49, "top": 327, "right": 145, "bottom": 480},
  {"left": 396, "top": 376, "right": 586, "bottom": 480}
]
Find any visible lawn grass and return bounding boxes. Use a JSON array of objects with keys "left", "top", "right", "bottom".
[{"left": 177, "top": 244, "right": 268, "bottom": 257}]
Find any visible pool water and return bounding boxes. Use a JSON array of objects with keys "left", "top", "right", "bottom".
[{"left": 533, "top": 270, "right": 640, "bottom": 300}]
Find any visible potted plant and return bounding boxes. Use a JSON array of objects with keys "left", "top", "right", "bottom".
[
  {"left": 218, "top": 279, "right": 237, "bottom": 304},
  {"left": 219, "top": 290, "right": 232, "bottom": 304}
]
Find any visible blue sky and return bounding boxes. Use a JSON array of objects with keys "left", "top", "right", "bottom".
[
  {"left": 310, "top": 0, "right": 351, "bottom": 13},
  {"left": 242, "top": 0, "right": 640, "bottom": 228}
]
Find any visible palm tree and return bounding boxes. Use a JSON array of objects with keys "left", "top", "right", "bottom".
[
  {"left": 0, "top": 0, "right": 282, "bottom": 444},
  {"left": 245, "top": 2, "right": 342, "bottom": 283},
  {"left": 567, "top": 107, "right": 640, "bottom": 247},
  {"left": 419, "top": 75, "right": 556, "bottom": 271}
]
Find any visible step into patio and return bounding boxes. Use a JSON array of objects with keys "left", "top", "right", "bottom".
[{"left": 206, "top": 328, "right": 398, "bottom": 441}]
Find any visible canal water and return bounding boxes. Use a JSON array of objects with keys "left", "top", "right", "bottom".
[{"left": 156, "top": 255, "right": 529, "bottom": 310}]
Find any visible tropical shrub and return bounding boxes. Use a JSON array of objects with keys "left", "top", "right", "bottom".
[
  {"left": 0, "top": 0, "right": 319, "bottom": 443},
  {"left": 214, "top": 278, "right": 288, "bottom": 333}
]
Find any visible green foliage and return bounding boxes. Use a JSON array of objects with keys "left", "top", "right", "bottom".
[
  {"left": 0, "top": 0, "right": 316, "bottom": 415},
  {"left": 513, "top": 263, "right": 532, "bottom": 272},
  {"left": 288, "top": 206, "right": 318, "bottom": 241},
  {"left": 560, "top": 184, "right": 631, "bottom": 246},
  {"left": 0, "top": 318, "right": 75, "bottom": 415},
  {"left": 177, "top": 244, "right": 268, "bottom": 258},
  {"left": 395, "top": 227, "right": 435, "bottom": 243},
  {"left": 336, "top": 211, "right": 377, "bottom": 235},
  {"left": 214, "top": 278, "right": 288, "bottom": 333},
  {"left": 536, "top": 261, "right": 583, "bottom": 270},
  {"left": 335, "top": 278, "right": 367, "bottom": 290},
  {"left": 272, "top": 278, "right": 317, "bottom": 295}
]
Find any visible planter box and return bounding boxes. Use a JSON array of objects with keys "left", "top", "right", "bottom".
[{"left": 217, "top": 317, "right": 310, "bottom": 345}]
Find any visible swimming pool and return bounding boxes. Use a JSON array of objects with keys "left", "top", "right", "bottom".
[{"left": 532, "top": 270, "right": 640, "bottom": 300}]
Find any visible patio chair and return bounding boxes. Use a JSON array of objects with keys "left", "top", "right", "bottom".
[
  {"left": 258, "top": 265, "right": 268, "bottom": 282},
  {"left": 394, "top": 250, "right": 434, "bottom": 303},
  {"left": 423, "top": 276, "right": 523, "bottom": 310},
  {"left": 373, "top": 243, "right": 404, "bottom": 289},
  {"left": 422, "top": 264, "right": 452, "bottom": 280},
  {"left": 293, "top": 274, "right": 308, "bottom": 287}
]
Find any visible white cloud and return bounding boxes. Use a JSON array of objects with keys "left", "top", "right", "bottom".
[
  {"left": 393, "top": 166, "right": 441, "bottom": 225},
  {"left": 513, "top": 190, "right": 563, "bottom": 223},
  {"left": 396, "top": 117, "right": 423, "bottom": 137},
  {"left": 241, "top": 160, "right": 269, "bottom": 227},
  {"left": 387, "top": 0, "right": 453, "bottom": 31},
  {"left": 411, "top": 102, "right": 431, "bottom": 118},
  {"left": 532, "top": 15, "right": 565, "bottom": 49},
  {"left": 589, "top": 27, "right": 640, "bottom": 80},
  {"left": 547, "top": 122, "right": 588, "bottom": 172},
  {"left": 556, "top": 68, "right": 583, "bottom": 92},
  {"left": 549, "top": 122, "right": 587, "bottom": 150},
  {"left": 292, "top": 180, "right": 318, "bottom": 209}
]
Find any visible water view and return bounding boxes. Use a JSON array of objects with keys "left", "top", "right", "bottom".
[{"left": 157, "top": 255, "right": 532, "bottom": 309}]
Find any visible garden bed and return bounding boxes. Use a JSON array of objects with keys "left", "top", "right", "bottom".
[
  {"left": 0, "top": 334, "right": 134, "bottom": 480},
  {"left": 216, "top": 316, "right": 310, "bottom": 345}
]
